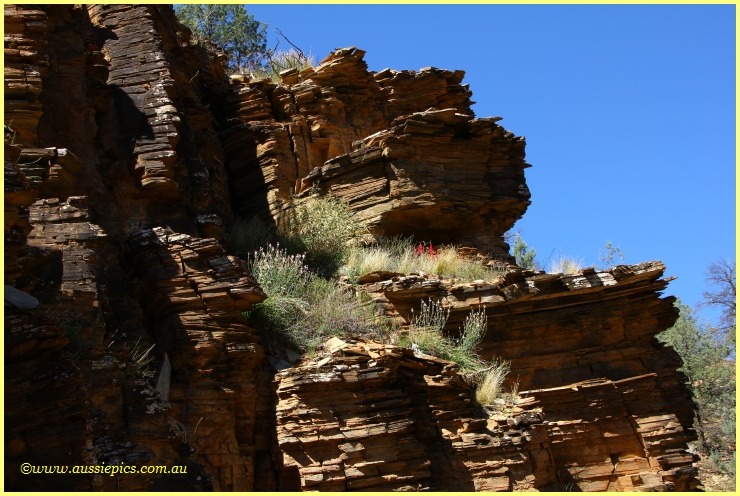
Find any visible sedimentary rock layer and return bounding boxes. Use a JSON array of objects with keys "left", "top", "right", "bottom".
[
  {"left": 4, "top": 4, "right": 273, "bottom": 491},
  {"left": 222, "top": 47, "right": 528, "bottom": 258},
  {"left": 299, "top": 108, "right": 530, "bottom": 255},
  {"left": 356, "top": 262, "right": 698, "bottom": 490},
  {"left": 274, "top": 338, "right": 555, "bottom": 491},
  {"left": 4, "top": 4, "right": 699, "bottom": 492}
]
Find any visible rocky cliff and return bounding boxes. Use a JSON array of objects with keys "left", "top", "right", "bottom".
[{"left": 4, "top": 4, "right": 699, "bottom": 491}]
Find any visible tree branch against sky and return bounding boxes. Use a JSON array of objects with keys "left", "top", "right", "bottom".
[
  {"left": 174, "top": 4, "right": 268, "bottom": 74},
  {"left": 701, "top": 259, "right": 736, "bottom": 345}
]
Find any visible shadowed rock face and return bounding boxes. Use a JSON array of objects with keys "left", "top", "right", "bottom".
[
  {"left": 5, "top": 4, "right": 270, "bottom": 491},
  {"left": 5, "top": 4, "right": 698, "bottom": 492}
]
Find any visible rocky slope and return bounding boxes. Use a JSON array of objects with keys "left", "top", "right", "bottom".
[{"left": 5, "top": 4, "right": 699, "bottom": 491}]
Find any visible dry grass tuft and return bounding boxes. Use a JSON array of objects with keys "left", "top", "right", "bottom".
[
  {"left": 342, "top": 238, "right": 506, "bottom": 282},
  {"left": 475, "top": 360, "right": 511, "bottom": 405}
]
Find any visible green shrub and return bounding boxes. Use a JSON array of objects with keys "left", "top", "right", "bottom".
[
  {"left": 300, "top": 279, "right": 380, "bottom": 351},
  {"left": 174, "top": 4, "right": 268, "bottom": 74},
  {"left": 512, "top": 232, "right": 537, "bottom": 270},
  {"left": 397, "top": 299, "right": 486, "bottom": 372},
  {"left": 278, "top": 193, "right": 365, "bottom": 277},
  {"left": 658, "top": 300, "right": 735, "bottom": 488},
  {"left": 248, "top": 244, "right": 312, "bottom": 297},
  {"left": 598, "top": 241, "right": 625, "bottom": 269},
  {"left": 246, "top": 244, "right": 379, "bottom": 353},
  {"left": 459, "top": 307, "right": 488, "bottom": 352},
  {"left": 397, "top": 300, "right": 512, "bottom": 404}
]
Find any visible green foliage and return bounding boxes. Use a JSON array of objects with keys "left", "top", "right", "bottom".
[
  {"left": 278, "top": 194, "right": 365, "bottom": 277},
  {"left": 246, "top": 244, "right": 380, "bottom": 353},
  {"left": 248, "top": 244, "right": 313, "bottom": 298},
  {"left": 174, "top": 4, "right": 268, "bottom": 74},
  {"left": 657, "top": 301, "right": 734, "bottom": 412},
  {"left": 397, "top": 299, "right": 487, "bottom": 372},
  {"left": 233, "top": 194, "right": 364, "bottom": 277},
  {"left": 512, "top": 233, "right": 537, "bottom": 270},
  {"left": 341, "top": 237, "right": 506, "bottom": 282},
  {"left": 241, "top": 217, "right": 512, "bottom": 405},
  {"left": 658, "top": 300, "right": 735, "bottom": 484},
  {"left": 460, "top": 308, "right": 488, "bottom": 352},
  {"left": 398, "top": 300, "right": 511, "bottom": 404}
]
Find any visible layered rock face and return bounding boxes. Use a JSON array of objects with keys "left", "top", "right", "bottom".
[
  {"left": 358, "top": 262, "right": 698, "bottom": 490},
  {"left": 5, "top": 4, "right": 698, "bottom": 492},
  {"left": 221, "top": 47, "right": 527, "bottom": 257},
  {"left": 299, "top": 109, "right": 530, "bottom": 254},
  {"left": 275, "top": 338, "right": 554, "bottom": 491},
  {"left": 5, "top": 4, "right": 269, "bottom": 491}
]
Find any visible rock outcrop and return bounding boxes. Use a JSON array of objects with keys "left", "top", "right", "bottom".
[
  {"left": 5, "top": 4, "right": 270, "bottom": 491},
  {"left": 269, "top": 263, "right": 698, "bottom": 491},
  {"left": 275, "top": 337, "right": 553, "bottom": 491},
  {"left": 4, "top": 4, "right": 699, "bottom": 492},
  {"left": 220, "top": 47, "right": 525, "bottom": 258},
  {"left": 299, "top": 109, "right": 529, "bottom": 255}
]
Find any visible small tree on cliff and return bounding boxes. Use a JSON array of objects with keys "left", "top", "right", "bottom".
[
  {"left": 512, "top": 233, "right": 537, "bottom": 270},
  {"left": 174, "top": 4, "right": 268, "bottom": 74}
]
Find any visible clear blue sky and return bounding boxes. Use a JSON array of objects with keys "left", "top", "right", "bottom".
[{"left": 246, "top": 4, "right": 736, "bottom": 325}]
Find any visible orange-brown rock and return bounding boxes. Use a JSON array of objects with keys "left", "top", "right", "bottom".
[
  {"left": 274, "top": 337, "right": 555, "bottom": 491},
  {"left": 221, "top": 48, "right": 527, "bottom": 257},
  {"left": 119, "top": 227, "right": 270, "bottom": 491},
  {"left": 358, "top": 262, "right": 699, "bottom": 490},
  {"left": 4, "top": 3, "right": 700, "bottom": 492},
  {"left": 299, "top": 109, "right": 530, "bottom": 256},
  {"left": 4, "top": 4, "right": 274, "bottom": 491},
  {"left": 221, "top": 47, "right": 483, "bottom": 225},
  {"left": 4, "top": 4, "right": 49, "bottom": 146},
  {"left": 4, "top": 310, "right": 93, "bottom": 491}
]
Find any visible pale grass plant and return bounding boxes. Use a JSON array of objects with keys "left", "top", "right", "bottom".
[
  {"left": 548, "top": 255, "right": 584, "bottom": 275},
  {"left": 398, "top": 299, "right": 488, "bottom": 372},
  {"left": 251, "top": 48, "right": 317, "bottom": 83},
  {"left": 342, "top": 238, "right": 506, "bottom": 282},
  {"left": 475, "top": 359, "right": 511, "bottom": 405}
]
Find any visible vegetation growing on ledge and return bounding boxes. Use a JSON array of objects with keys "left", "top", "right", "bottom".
[
  {"left": 341, "top": 237, "right": 507, "bottom": 283},
  {"left": 238, "top": 193, "right": 512, "bottom": 403}
]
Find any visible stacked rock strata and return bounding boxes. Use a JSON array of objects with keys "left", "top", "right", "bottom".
[{"left": 4, "top": 4, "right": 699, "bottom": 492}]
